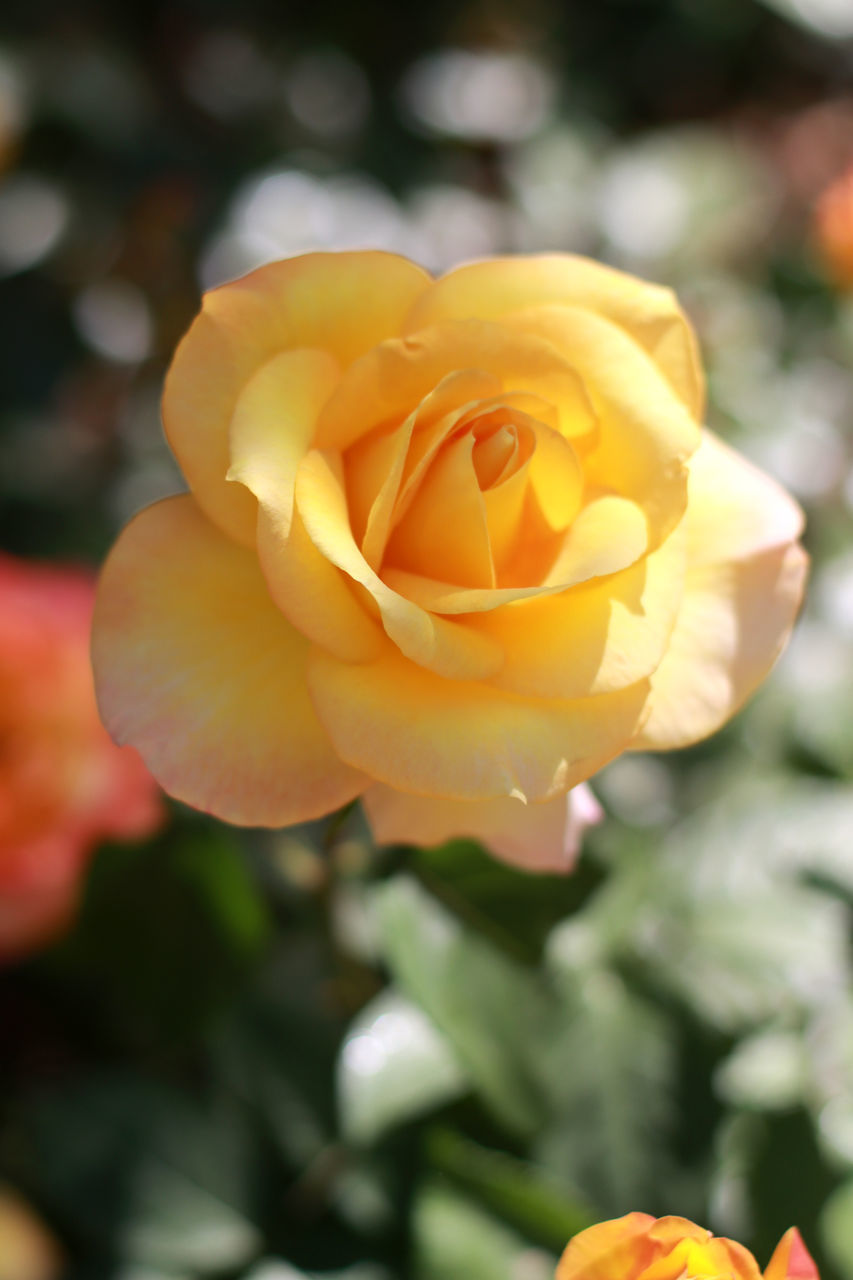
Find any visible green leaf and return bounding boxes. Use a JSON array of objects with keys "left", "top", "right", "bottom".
[
  {"left": 715, "top": 1030, "right": 807, "bottom": 1111},
  {"left": 575, "top": 777, "right": 851, "bottom": 1032},
  {"left": 51, "top": 817, "right": 271, "bottom": 1048},
  {"left": 374, "top": 876, "right": 551, "bottom": 1135},
  {"left": 337, "top": 988, "right": 468, "bottom": 1145},
  {"left": 413, "top": 1182, "right": 555, "bottom": 1280},
  {"left": 536, "top": 954, "right": 675, "bottom": 1215},
  {"left": 426, "top": 1128, "right": 592, "bottom": 1251},
  {"left": 23, "top": 1074, "right": 260, "bottom": 1272},
  {"left": 822, "top": 1180, "right": 853, "bottom": 1280}
]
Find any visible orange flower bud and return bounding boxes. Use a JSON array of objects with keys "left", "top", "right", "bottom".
[
  {"left": 556, "top": 1214, "right": 818, "bottom": 1280},
  {"left": 815, "top": 163, "right": 853, "bottom": 289}
]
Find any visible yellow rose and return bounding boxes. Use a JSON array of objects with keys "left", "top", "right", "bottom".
[
  {"left": 556, "top": 1213, "right": 818, "bottom": 1280},
  {"left": 92, "top": 252, "right": 806, "bottom": 870}
]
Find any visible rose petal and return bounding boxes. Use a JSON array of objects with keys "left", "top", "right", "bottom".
[
  {"left": 386, "top": 431, "right": 496, "bottom": 587},
  {"left": 404, "top": 254, "right": 704, "bottom": 416},
  {"left": 295, "top": 448, "right": 504, "bottom": 680},
  {"left": 314, "top": 318, "right": 597, "bottom": 453},
  {"left": 764, "top": 1229, "right": 820, "bottom": 1280},
  {"left": 92, "top": 495, "right": 367, "bottom": 825},
  {"left": 163, "top": 251, "right": 431, "bottom": 545},
  {"left": 256, "top": 504, "right": 384, "bottom": 663},
  {"left": 381, "top": 493, "right": 650, "bottom": 616},
  {"left": 556, "top": 1214, "right": 658, "bottom": 1280},
  {"left": 362, "top": 781, "right": 603, "bottom": 872},
  {"left": 308, "top": 641, "right": 649, "bottom": 802},
  {"left": 502, "top": 305, "right": 700, "bottom": 545},
  {"left": 632, "top": 542, "right": 808, "bottom": 750},
  {"left": 227, "top": 347, "right": 340, "bottom": 537},
  {"left": 686, "top": 429, "right": 805, "bottom": 567},
  {"left": 473, "top": 518, "right": 686, "bottom": 699}
]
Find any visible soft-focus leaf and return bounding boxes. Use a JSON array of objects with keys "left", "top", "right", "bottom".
[
  {"left": 821, "top": 1180, "right": 853, "bottom": 1280},
  {"left": 374, "top": 876, "right": 550, "bottom": 1134},
  {"left": 578, "top": 778, "right": 851, "bottom": 1031},
  {"left": 536, "top": 953, "right": 675, "bottom": 1214},
  {"left": 22, "top": 1075, "right": 260, "bottom": 1272},
  {"left": 50, "top": 817, "right": 271, "bottom": 1047},
  {"left": 337, "top": 987, "right": 468, "bottom": 1145},
  {"left": 426, "top": 1128, "right": 592, "bottom": 1249},
  {"left": 715, "top": 1029, "right": 806, "bottom": 1111},
  {"left": 412, "top": 1182, "right": 554, "bottom": 1280}
]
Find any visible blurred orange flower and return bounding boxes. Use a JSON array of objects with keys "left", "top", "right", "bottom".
[
  {"left": 557, "top": 1213, "right": 818, "bottom": 1280},
  {"left": 815, "top": 163, "right": 853, "bottom": 289},
  {"left": 0, "top": 1186, "right": 63, "bottom": 1280},
  {"left": 0, "top": 554, "right": 163, "bottom": 962}
]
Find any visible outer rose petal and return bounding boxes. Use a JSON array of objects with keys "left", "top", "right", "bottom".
[
  {"left": 163, "top": 251, "right": 431, "bottom": 546},
  {"left": 362, "top": 781, "right": 603, "bottom": 872},
  {"left": 227, "top": 346, "right": 340, "bottom": 537},
  {"left": 501, "top": 305, "right": 700, "bottom": 545},
  {"left": 764, "top": 1229, "right": 820, "bottom": 1280},
  {"left": 92, "top": 496, "right": 367, "bottom": 825},
  {"left": 685, "top": 429, "right": 804, "bottom": 567},
  {"left": 308, "top": 641, "right": 649, "bottom": 802},
  {"left": 556, "top": 1213, "right": 658, "bottom": 1280},
  {"left": 314, "top": 318, "right": 597, "bottom": 452},
  {"left": 404, "top": 254, "right": 705, "bottom": 417},
  {"left": 634, "top": 428, "right": 807, "bottom": 750},
  {"left": 632, "top": 543, "right": 808, "bottom": 750}
]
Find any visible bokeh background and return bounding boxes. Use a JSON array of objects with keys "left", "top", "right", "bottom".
[{"left": 3, "top": 0, "right": 853, "bottom": 1276}]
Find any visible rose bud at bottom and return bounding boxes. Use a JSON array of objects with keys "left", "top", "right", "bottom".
[{"left": 557, "top": 1213, "right": 819, "bottom": 1280}]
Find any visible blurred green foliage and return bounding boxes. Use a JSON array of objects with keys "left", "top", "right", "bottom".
[{"left": 3, "top": 0, "right": 853, "bottom": 1277}]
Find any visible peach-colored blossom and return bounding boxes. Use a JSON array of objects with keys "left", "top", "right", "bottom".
[{"left": 92, "top": 252, "right": 806, "bottom": 871}]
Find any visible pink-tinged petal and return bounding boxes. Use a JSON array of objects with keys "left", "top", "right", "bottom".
[
  {"left": 308, "top": 641, "right": 649, "bottom": 803},
  {"left": 362, "top": 781, "right": 603, "bottom": 872},
  {"left": 473, "top": 518, "right": 686, "bottom": 699},
  {"left": 764, "top": 1229, "right": 820, "bottom": 1280},
  {"left": 405, "top": 255, "right": 705, "bottom": 417},
  {"left": 163, "top": 251, "right": 431, "bottom": 545},
  {"left": 556, "top": 1213, "right": 658, "bottom": 1280},
  {"left": 295, "top": 449, "right": 503, "bottom": 681},
  {"left": 92, "top": 496, "right": 367, "bottom": 826},
  {"left": 632, "top": 543, "right": 808, "bottom": 750},
  {"left": 501, "top": 305, "right": 699, "bottom": 545},
  {"left": 314, "top": 318, "right": 597, "bottom": 453},
  {"left": 227, "top": 347, "right": 340, "bottom": 537},
  {"left": 686, "top": 430, "right": 805, "bottom": 567}
]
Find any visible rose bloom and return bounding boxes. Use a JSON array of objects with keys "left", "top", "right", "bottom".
[
  {"left": 92, "top": 252, "right": 806, "bottom": 871},
  {"left": 0, "top": 555, "right": 163, "bottom": 961},
  {"left": 815, "top": 162, "right": 853, "bottom": 289},
  {"left": 557, "top": 1214, "right": 818, "bottom": 1280}
]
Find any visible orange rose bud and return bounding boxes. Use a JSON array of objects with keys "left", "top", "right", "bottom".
[
  {"left": 0, "top": 555, "right": 163, "bottom": 962},
  {"left": 556, "top": 1215, "right": 819, "bottom": 1280},
  {"left": 815, "top": 163, "right": 853, "bottom": 289}
]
